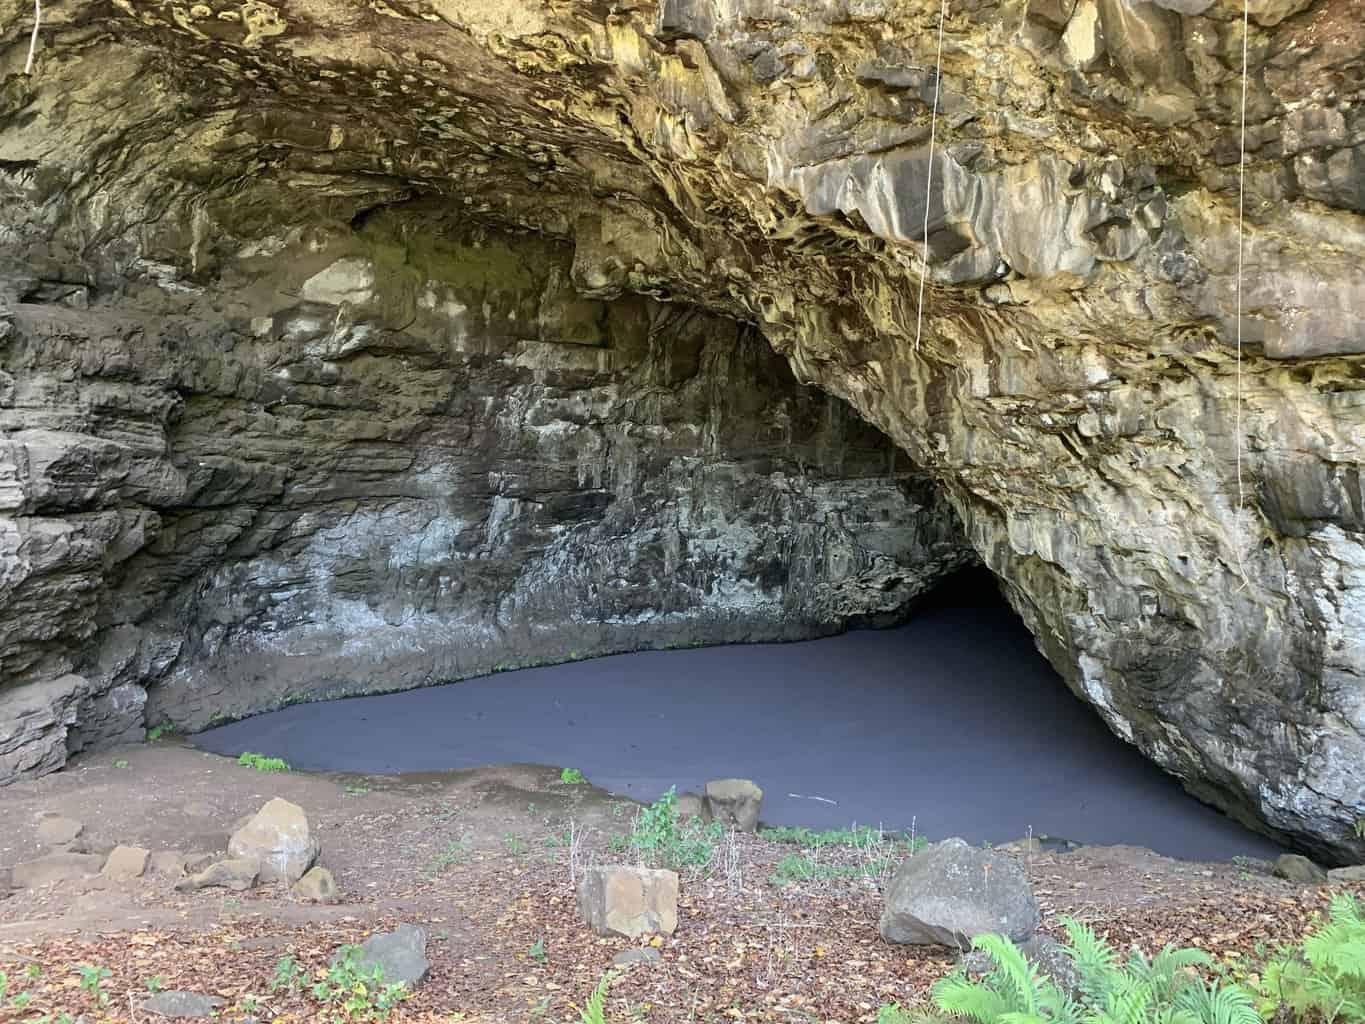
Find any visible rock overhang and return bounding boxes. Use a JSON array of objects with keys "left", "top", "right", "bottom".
[{"left": 0, "top": 0, "right": 1362, "bottom": 861}]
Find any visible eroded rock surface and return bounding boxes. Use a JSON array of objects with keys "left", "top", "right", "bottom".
[{"left": 0, "top": 0, "right": 1362, "bottom": 858}]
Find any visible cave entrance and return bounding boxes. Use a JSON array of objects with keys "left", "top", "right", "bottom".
[{"left": 195, "top": 565, "right": 1282, "bottom": 861}]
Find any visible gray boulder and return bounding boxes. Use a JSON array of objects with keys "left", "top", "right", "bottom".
[
  {"left": 335, "top": 924, "right": 428, "bottom": 989},
  {"left": 703, "top": 779, "right": 763, "bottom": 832},
  {"left": 880, "top": 838, "right": 1039, "bottom": 948},
  {"left": 228, "top": 798, "right": 319, "bottom": 884},
  {"left": 1275, "top": 853, "right": 1328, "bottom": 884},
  {"left": 1328, "top": 865, "right": 1365, "bottom": 883}
]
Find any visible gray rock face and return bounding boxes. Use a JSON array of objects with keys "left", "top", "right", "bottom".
[
  {"left": 336, "top": 925, "right": 429, "bottom": 989},
  {"left": 0, "top": 0, "right": 1363, "bottom": 862},
  {"left": 880, "top": 839, "right": 1040, "bottom": 948},
  {"left": 0, "top": 215, "right": 970, "bottom": 773}
]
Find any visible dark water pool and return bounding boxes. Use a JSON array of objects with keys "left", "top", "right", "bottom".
[{"left": 195, "top": 573, "right": 1283, "bottom": 861}]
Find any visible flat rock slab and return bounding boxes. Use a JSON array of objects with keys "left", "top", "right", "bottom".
[
  {"left": 175, "top": 857, "right": 259, "bottom": 892},
  {"left": 141, "top": 991, "right": 226, "bottom": 1018},
  {"left": 1328, "top": 864, "right": 1365, "bottom": 882},
  {"left": 577, "top": 865, "right": 679, "bottom": 938},
  {"left": 37, "top": 815, "right": 84, "bottom": 846},
  {"left": 229, "top": 798, "right": 319, "bottom": 884},
  {"left": 103, "top": 845, "right": 150, "bottom": 880},
  {"left": 880, "top": 837, "right": 1039, "bottom": 948},
  {"left": 612, "top": 947, "right": 663, "bottom": 967},
  {"left": 13, "top": 852, "right": 106, "bottom": 888},
  {"left": 335, "top": 924, "right": 429, "bottom": 988}
]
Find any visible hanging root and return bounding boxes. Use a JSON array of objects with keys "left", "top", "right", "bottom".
[
  {"left": 912, "top": 0, "right": 949, "bottom": 352},
  {"left": 25, "top": 0, "right": 41, "bottom": 74}
]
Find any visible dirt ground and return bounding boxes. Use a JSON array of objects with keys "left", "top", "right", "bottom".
[{"left": 0, "top": 741, "right": 1358, "bottom": 1023}]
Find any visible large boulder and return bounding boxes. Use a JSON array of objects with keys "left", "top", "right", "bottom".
[
  {"left": 576, "top": 865, "right": 680, "bottom": 938},
  {"left": 228, "top": 798, "right": 319, "bottom": 884},
  {"left": 880, "top": 838, "right": 1039, "bottom": 948},
  {"left": 703, "top": 779, "right": 763, "bottom": 832}
]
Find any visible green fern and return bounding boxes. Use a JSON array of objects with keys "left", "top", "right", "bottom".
[
  {"left": 1255, "top": 892, "right": 1365, "bottom": 1023},
  {"left": 932, "top": 927, "right": 1257, "bottom": 1024},
  {"left": 575, "top": 971, "right": 615, "bottom": 1024}
]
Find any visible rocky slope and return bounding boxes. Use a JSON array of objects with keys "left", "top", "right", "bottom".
[{"left": 0, "top": 0, "right": 1362, "bottom": 858}]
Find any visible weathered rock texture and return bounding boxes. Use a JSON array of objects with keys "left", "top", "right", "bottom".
[{"left": 0, "top": 0, "right": 1363, "bottom": 858}]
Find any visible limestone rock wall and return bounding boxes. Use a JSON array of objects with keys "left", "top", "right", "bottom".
[
  {"left": 0, "top": 216, "right": 973, "bottom": 778},
  {"left": 0, "top": 0, "right": 1362, "bottom": 858}
]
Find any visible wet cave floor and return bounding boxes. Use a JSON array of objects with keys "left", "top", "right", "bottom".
[{"left": 196, "top": 572, "right": 1284, "bottom": 862}]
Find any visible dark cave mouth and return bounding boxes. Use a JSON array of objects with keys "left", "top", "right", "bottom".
[{"left": 193, "top": 565, "right": 1284, "bottom": 863}]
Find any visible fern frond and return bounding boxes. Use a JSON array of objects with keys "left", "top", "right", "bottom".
[{"left": 933, "top": 971, "right": 1015, "bottom": 1023}]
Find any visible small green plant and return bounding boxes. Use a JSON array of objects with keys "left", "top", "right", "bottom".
[
  {"left": 761, "top": 825, "right": 926, "bottom": 854},
  {"left": 528, "top": 937, "right": 547, "bottom": 964},
  {"left": 145, "top": 975, "right": 164, "bottom": 993},
  {"left": 76, "top": 964, "right": 111, "bottom": 1007},
  {"left": 560, "top": 767, "right": 587, "bottom": 785},
  {"left": 238, "top": 751, "right": 290, "bottom": 773},
  {"left": 877, "top": 1004, "right": 914, "bottom": 1024},
  {"left": 25, "top": 965, "right": 41, "bottom": 981},
  {"left": 430, "top": 838, "right": 471, "bottom": 873},
  {"left": 574, "top": 971, "right": 616, "bottom": 1024},
  {"left": 544, "top": 829, "right": 573, "bottom": 849},
  {"left": 503, "top": 834, "right": 525, "bottom": 855},
  {"left": 927, "top": 920, "right": 1260, "bottom": 1024},
  {"left": 113, "top": 759, "right": 129, "bottom": 769},
  {"left": 344, "top": 782, "right": 371, "bottom": 797},
  {"left": 146, "top": 724, "right": 169, "bottom": 741},
  {"left": 768, "top": 853, "right": 891, "bottom": 885},
  {"left": 270, "top": 954, "right": 306, "bottom": 994},
  {"left": 1252, "top": 891, "right": 1365, "bottom": 1022},
  {"left": 312, "top": 945, "right": 409, "bottom": 1020},
  {"left": 1354, "top": 816, "right": 1365, "bottom": 840},
  {"left": 627, "top": 787, "right": 725, "bottom": 873}
]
